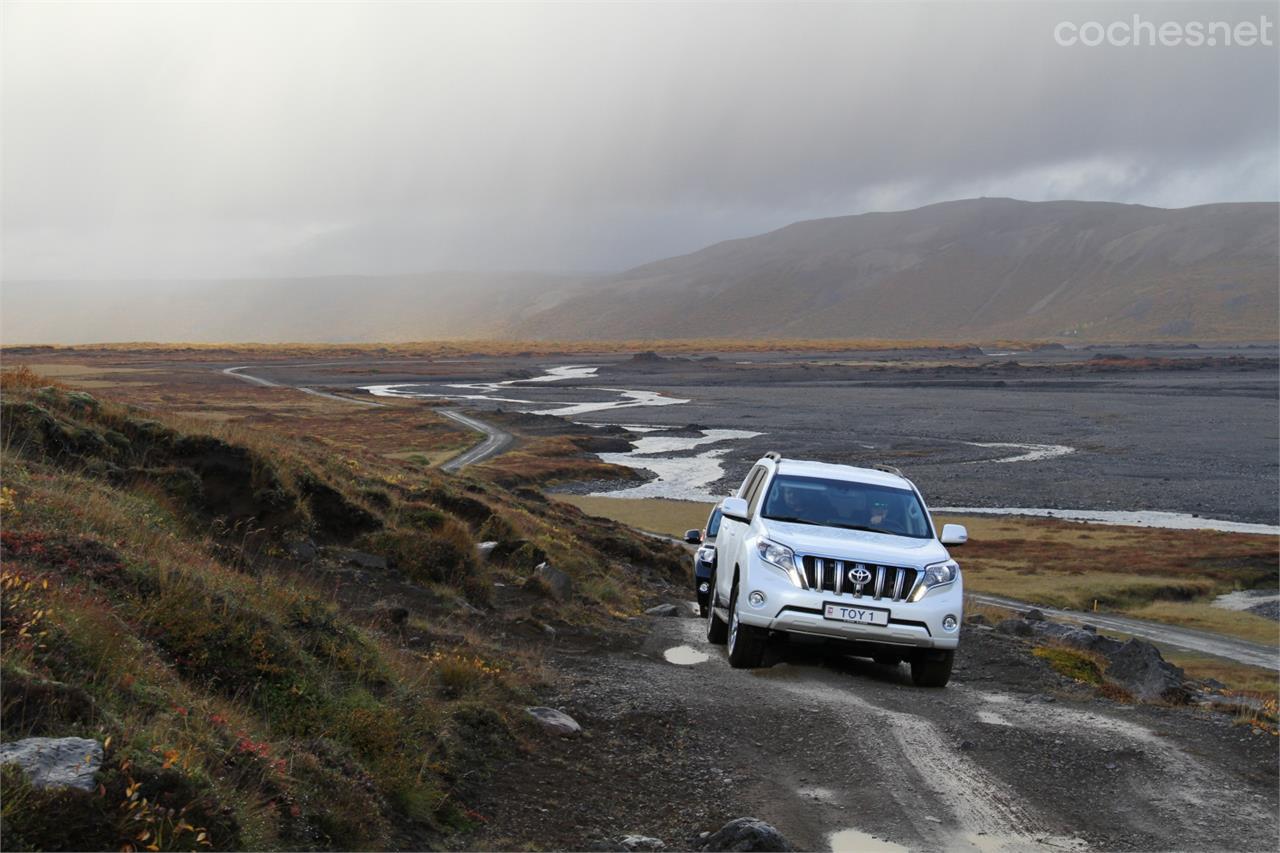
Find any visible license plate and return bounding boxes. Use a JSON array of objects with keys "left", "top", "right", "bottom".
[{"left": 823, "top": 603, "right": 890, "bottom": 626}]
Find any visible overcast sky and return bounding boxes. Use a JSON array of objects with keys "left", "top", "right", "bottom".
[{"left": 3, "top": 0, "right": 1277, "bottom": 279}]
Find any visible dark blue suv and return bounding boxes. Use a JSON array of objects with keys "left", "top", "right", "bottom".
[{"left": 684, "top": 507, "right": 723, "bottom": 617}]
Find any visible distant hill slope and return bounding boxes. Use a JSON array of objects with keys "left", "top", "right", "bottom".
[
  {"left": 4, "top": 199, "right": 1275, "bottom": 344},
  {"left": 509, "top": 198, "right": 1279, "bottom": 342}
]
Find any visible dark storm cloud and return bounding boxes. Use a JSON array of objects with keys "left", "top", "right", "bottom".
[{"left": 3, "top": 0, "right": 1276, "bottom": 277}]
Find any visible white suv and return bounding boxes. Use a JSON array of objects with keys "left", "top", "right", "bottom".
[{"left": 705, "top": 453, "right": 967, "bottom": 687}]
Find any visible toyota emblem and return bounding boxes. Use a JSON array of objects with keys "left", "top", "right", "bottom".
[{"left": 848, "top": 566, "right": 872, "bottom": 585}]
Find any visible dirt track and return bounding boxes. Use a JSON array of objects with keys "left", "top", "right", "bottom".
[{"left": 464, "top": 615, "right": 1279, "bottom": 852}]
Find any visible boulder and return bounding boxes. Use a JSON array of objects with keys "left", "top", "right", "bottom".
[
  {"left": 285, "top": 537, "right": 318, "bottom": 562},
  {"left": 1104, "top": 639, "right": 1190, "bottom": 703},
  {"left": 645, "top": 604, "right": 681, "bottom": 617},
  {"left": 0, "top": 737, "right": 102, "bottom": 791},
  {"left": 620, "top": 836, "right": 666, "bottom": 851},
  {"left": 529, "top": 562, "right": 574, "bottom": 601},
  {"left": 699, "top": 818, "right": 793, "bottom": 852},
  {"left": 475, "top": 541, "right": 499, "bottom": 561},
  {"left": 995, "top": 618, "right": 1034, "bottom": 637},
  {"left": 525, "top": 706, "right": 582, "bottom": 737},
  {"left": 330, "top": 548, "right": 388, "bottom": 570},
  {"left": 1023, "top": 608, "right": 1047, "bottom": 622}
]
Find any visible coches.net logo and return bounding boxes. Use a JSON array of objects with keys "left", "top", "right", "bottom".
[{"left": 1054, "top": 14, "right": 1275, "bottom": 47}]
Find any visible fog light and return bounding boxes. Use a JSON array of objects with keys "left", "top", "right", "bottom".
[
  {"left": 942, "top": 615, "right": 958, "bottom": 632},
  {"left": 748, "top": 591, "right": 766, "bottom": 607},
  {"left": 698, "top": 582, "right": 709, "bottom": 593}
]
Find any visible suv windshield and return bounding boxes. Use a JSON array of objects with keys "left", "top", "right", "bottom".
[{"left": 761, "top": 474, "right": 933, "bottom": 539}]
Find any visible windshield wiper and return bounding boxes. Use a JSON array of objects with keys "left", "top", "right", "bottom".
[
  {"left": 763, "top": 515, "right": 818, "bottom": 526},
  {"left": 828, "top": 523, "right": 892, "bottom": 534}
]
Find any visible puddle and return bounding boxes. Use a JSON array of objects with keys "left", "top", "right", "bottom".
[
  {"left": 1212, "top": 589, "right": 1280, "bottom": 611},
  {"left": 966, "top": 442, "right": 1075, "bottom": 464},
  {"left": 933, "top": 506, "right": 1279, "bottom": 535},
  {"left": 828, "top": 829, "right": 908, "bottom": 852},
  {"left": 975, "top": 710, "right": 1012, "bottom": 727},
  {"left": 663, "top": 645, "right": 710, "bottom": 665},
  {"left": 962, "top": 833, "right": 1089, "bottom": 853}
]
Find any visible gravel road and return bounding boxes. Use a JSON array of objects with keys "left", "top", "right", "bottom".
[{"left": 465, "top": 616, "right": 1279, "bottom": 852}]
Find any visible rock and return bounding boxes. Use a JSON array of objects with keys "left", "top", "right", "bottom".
[
  {"left": 370, "top": 599, "right": 409, "bottom": 626},
  {"left": 995, "top": 618, "right": 1034, "bottom": 637},
  {"left": 1104, "top": 639, "right": 1189, "bottom": 703},
  {"left": 331, "top": 548, "right": 388, "bottom": 570},
  {"left": 620, "top": 836, "right": 666, "bottom": 851},
  {"left": 645, "top": 604, "right": 681, "bottom": 617},
  {"left": 966, "top": 614, "right": 989, "bottom": 626},
  {"left": 529, "top": 562, "right": 574, "bottom": 601},
  {"left": 285, "top": 538, "right": 318, "bottom": 562},
  {"left": 0, "top": 737, "right": 103, "bottom": 791},
  {"left": 699, "top": 817, "right": 793, "bottom": 852},
  {"left": 475, "top": 541, "right": 499, "bottom": 561},
  {"left": 526, "top": 706, "right": 582, "bottom": 737},
  {"left": 1023, "top": 608, "right": 1047, "bottom": 622}
]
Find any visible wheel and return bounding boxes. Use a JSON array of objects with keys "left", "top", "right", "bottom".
[
  {"left": 706, "top": 573, "right": 727, "bottom": 645},
  {"left": 873, "top": 653, "right": 901, "bottom": 667},
  {"left": 911, "top": 650, "right": 955, "bottom": 687},
  {"left": 726, "top": 583, "right": 766, "bottom": 669}
]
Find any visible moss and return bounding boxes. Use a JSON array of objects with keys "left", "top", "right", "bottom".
[{"left": 1033, "top": 645, "right": 1104, "bottom": 684}]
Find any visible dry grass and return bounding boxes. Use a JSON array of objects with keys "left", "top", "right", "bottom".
[
  {"left": 1164, "top": 652, "right": 1279, "bottom": 696},
  {"left": 555, "top": 495, "right": 715, "bottom": 538},
  {"left": 1126, "top": 602, "right": 1279, "bottom": 646},
  {"left": 473, "top": 437, "right": 639, "bottom": 487}
]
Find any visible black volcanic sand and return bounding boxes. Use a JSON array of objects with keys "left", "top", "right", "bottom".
[{"left": 219, "top": 344, "right": 1279, "bottom": 525}]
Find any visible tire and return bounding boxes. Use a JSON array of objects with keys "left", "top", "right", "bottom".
[
  {"left": 726, "top": 583, "right": 766, "bottom": 669},
  {"left": 911, "top": 650, "right": 955, "bottom": 687},
  {"left": 873, "top": 653, "right": 901, "bottom": 667},
  {"left": 706, "top": 573, "right": 728, "bottom": 645}
]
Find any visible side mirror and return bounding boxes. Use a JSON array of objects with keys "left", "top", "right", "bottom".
[
  {"left": 684, "top": 528, "right": 704, "bottom": 544},
  {"left": 720, "top": 496, "right": 750, "bottom": 522},
  {"left": 940, "top": 523, "right": 968, "bottom": 546}
]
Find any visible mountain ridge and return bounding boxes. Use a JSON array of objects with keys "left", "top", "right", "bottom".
[
  {"left": 508, "top": 197, "right": 1278, "bottom": 342},
  {"left": 4, "top": 198, "right": 1276, "bottom": 344}
]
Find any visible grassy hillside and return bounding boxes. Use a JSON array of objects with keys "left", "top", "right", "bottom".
[
  {"left": 513, "top": 199, "right": 1279, "bottom": 342},
  {"left": 0, "top": 367, "right": 685, "bottom": 851}
]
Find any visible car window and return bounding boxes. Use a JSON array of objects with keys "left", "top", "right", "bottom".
[
  {"left": 737, "top": 467, "right": 762, "bottom": 499},
  {"left": 706, "top": 508, "right": 722, "bottom": 537},
  {"left": 760, "top": 474, "right": 933, "bottom": 539}
]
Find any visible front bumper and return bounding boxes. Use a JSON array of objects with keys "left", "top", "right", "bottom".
[{"left": 735, "top": 554, "right": 962, "bottom": 650}]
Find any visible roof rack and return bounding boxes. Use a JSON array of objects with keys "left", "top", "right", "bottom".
[
  {"left": 763, "top": 451, "right": 782, "bottom": 462},
  {"left": 873, "top": 463, "right": 905, "bottom": 478}
]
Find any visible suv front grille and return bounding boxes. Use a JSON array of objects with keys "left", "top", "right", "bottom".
[{"left": 799, "top": 555, "right": 918, "bottom": 602}]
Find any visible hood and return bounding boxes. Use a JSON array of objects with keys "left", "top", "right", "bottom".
[{"left": 759, "top": 519, "right": 950, "bottom": 568}]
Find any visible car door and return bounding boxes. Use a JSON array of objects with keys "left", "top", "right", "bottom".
[{"left": 715, "top": 465, "right": 765, "bottom": 607}]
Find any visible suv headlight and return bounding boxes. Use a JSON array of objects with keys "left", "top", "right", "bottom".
[
  {"left": 696, "top": 545, "right": 716, "bottom": 564},
  {"left": 911, "top": 559, "right": 959, "bottom": 601},
  {"left": 757, "top": 539, "right": 796, "bottom": 572},
  {"left": 756, "top": 539, "right": 806, "bottom": 586}
]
